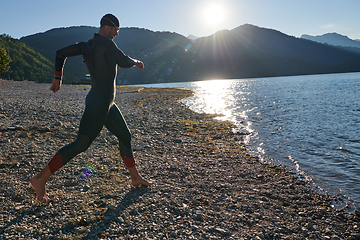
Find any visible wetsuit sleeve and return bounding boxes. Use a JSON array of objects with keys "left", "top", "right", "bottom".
[
  {"left": 54, "top": 43, "right": 85, "bottom": 78},
  {"left": 106, "top": 41, "right": 137, "bottom": 68}
]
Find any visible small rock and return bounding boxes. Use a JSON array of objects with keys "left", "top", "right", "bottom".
[
  {"left": 15, "top": 205, "right": 25, "bottom": 210},
  {"left": 307, "top": 222, "right": 313, "bottom": 230},
  {"left": 331, "top": 235, "right": 341, "bottom": 240},
  {"left": 214, "top": 227, "right": 229, "bottom": 235},
  {"left": 19, "top": 132, "right": 28, "bottom": 137},
  {"left": 325, "top": 227, "right": 332, "bottom": 235},
  {"left": 193, "top": 211, "right": 203, "bottom": 221},
  {"left": 14, "top": 125, "right": 23, "bottom": 130},
  {"left": 54, "top": 121, "right": 62, "bottom": 127}
]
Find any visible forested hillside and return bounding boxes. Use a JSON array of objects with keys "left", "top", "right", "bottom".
[{"left": 0, "top": 34, "right": 53, "bottom": 82}]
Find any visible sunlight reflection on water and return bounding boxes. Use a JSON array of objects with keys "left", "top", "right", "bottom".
[
  {"left": 183, "top": 80, "right": 236, "bottom": 122},
  {"left": 182, "top": 79, "right": 256, "bottom": 144}
]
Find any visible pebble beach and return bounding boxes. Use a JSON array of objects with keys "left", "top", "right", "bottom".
[{"left": 0, "top": 80, "right": 359, "bottom": 239}]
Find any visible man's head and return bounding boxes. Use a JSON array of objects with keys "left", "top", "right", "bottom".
[
  {"left": 100, "top": 14, "right": 120, "bottom": 28},
  {"left": 99, "top": 14, "right": 120, "bottom": 40}
]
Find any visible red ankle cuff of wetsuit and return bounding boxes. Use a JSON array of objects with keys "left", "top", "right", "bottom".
[
  {"left": 55, "top": 70, "right": 62, "bottom": 78},
  {"left": 122, "top": 156, "right": 135, "bottom": 168},
  {"left": 48, "top": 151, "right": 64, "bottom": 174}
]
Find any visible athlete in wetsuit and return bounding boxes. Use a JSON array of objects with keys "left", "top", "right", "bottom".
[{"left": 31, "top": 14, "right": 153, "bottom": 202}]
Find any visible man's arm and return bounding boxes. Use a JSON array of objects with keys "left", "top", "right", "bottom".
[
  {"left": 105, "top": 39, "right": 144, "bottom": 69},
  {"left": 52, "top": 43, "right": 84, "bottom": 92}
]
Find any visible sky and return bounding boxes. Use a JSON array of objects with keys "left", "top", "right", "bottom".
[{"left": 2, "top": 0, "right": 360, "bottom": 40}]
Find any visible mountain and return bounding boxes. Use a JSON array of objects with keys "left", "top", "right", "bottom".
[
  {"left": 190, "top": 24, "right": 360, "bottom": 80},
  {"left": 16, "top": 24, "right": 360, "bottom": 84},
  {"left": 0, "top": 34, "right": 53, "bottom": 82},
  {"left": 301, "top": 33, "right": 360, "bottom": 48},
  {"left": 20, "top": 26, "right": 198, "bottom": 84}
]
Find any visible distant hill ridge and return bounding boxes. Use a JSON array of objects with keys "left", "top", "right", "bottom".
[
  {"left": 10, "top": 24, "right": 360, "bottom": 84},
  {"left": 301, "top": 32, "right": 360, "bottom": 48},
  {"left": 187, "top": 34, "right": 198, "bottom": 40}
]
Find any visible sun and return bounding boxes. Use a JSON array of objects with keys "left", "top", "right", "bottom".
[{"left": 204, "top": 5, "right": 224, "bottom": 26}]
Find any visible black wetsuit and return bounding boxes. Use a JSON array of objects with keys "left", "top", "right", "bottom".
[{"left": 54, "top": 33, "right": 137, "bottom": 166}]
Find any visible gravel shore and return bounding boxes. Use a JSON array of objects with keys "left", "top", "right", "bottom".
[{"left": 0, "top": 80, "right": 359, "bottom": 239}]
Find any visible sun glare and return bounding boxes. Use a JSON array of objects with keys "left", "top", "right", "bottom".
[{"left": 204, "top": 5, "right": 224, "bottom": 26}]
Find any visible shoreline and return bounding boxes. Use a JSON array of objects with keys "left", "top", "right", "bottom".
[{"left": 0, "top": 80, "right": 359, "bottom": 239}]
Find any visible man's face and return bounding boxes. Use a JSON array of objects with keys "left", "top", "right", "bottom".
[{"left": 108, "top": 26, "right": 119, "bottom": 40}]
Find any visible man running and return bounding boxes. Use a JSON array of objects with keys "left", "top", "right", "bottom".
[{"left": 31, "top": 13, "right": 153, "bottom": 202}]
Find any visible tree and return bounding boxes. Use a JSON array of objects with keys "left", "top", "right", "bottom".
[
  {"left": 0, "top": 35, "right": 53, "bottom": 82},
  {"left": 0, "top": 47, "right": 10, "bottom": 73}
]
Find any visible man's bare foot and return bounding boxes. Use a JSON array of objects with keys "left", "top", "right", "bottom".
[
  {"left": 30, "top": 177, "right": 51, "bottom": 202},
  {"left": 127, "top": 166, "right": 154, "bottom": 187},
  {"left": 131, "top": 177, "right": 154, "bottom": 187},
  {"left": 30, "top": 165, "right": 52, "bottom": 202}
]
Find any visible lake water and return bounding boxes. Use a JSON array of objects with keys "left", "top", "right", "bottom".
[{"left": 134, "top": 72, "right": 360, "bottom": 208}]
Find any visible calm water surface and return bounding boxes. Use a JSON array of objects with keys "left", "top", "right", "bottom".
[{"left": 136, "top": 73, "right": 360, "bottom": 207}]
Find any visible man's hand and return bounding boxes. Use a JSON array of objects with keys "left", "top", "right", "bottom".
[
  {"left": 135, "top": 61, "right": 144, "bottom": 69},
  {"left": 50, "top": 79, "right": 62, "bottom": 93}
]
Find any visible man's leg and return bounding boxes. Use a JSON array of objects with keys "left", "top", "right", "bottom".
[
  {"left": 31, "top": 96, "right": 111, "bottom": 201},
  {"left": 31, "top": 135, "right": 93, "bottom": 202},
  {"left": 105, "top": 104, "right": 153, "bottom": 186}
]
